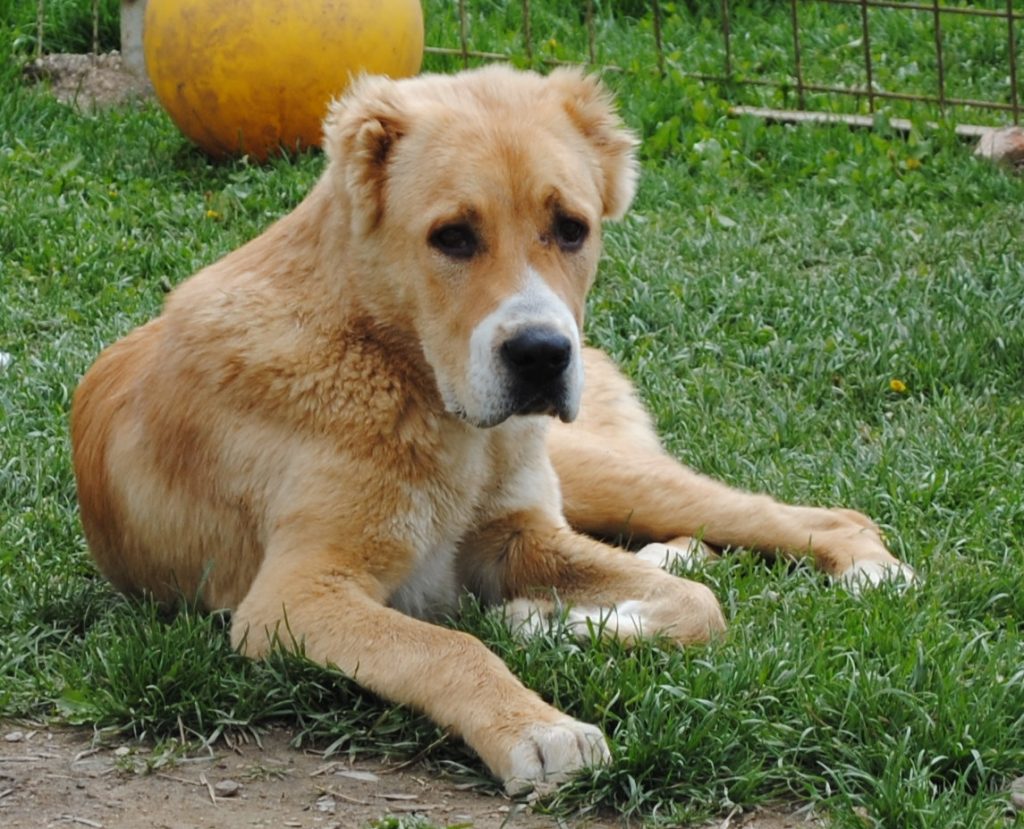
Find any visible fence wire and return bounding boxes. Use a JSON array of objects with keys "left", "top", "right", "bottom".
[
  {"left": 28, "top": 1, "right": 1021, "bottom": 127},
  {"left": 425, "top": 0, "right": 1022, "bottom": 127}
]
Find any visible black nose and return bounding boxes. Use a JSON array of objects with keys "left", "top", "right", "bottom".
[{"left": 501, "top": 328, "right": 573, "bottom": 385}]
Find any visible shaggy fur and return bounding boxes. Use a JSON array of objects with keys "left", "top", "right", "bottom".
[{"left": 71, "top": 66, "right": 911, "bottom": 793}]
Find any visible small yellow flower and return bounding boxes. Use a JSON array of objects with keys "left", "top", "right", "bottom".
[
  {"left": 206, "top": 209, "right": 221, "bottom": 220},
  {"left": 904, "top": 157, "right": 921, "bottom": 171},
  {"left": 889, "top": 378, "right": 907, "bottom": 393}
]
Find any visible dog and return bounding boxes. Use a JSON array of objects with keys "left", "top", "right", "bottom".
[{"left": 71, "top": 66, "right": 912, "bottom": 794}]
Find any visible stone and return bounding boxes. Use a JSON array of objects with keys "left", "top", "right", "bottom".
[
  {"left": 214, "top": 779, "right": 241, "bottom": 798},
  {"left": 975, "top": 126, "right": 1024, "bottom": 171}
]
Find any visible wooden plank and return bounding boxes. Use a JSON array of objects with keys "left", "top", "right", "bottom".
[{"left": 729, "top": 105, "right": 992, "bottom": 139}]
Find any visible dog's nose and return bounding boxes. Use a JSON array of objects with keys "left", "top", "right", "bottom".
[{"left": 501, "top": 328, "right": 573, "bottom": 385}]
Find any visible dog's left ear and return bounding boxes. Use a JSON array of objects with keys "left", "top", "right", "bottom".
[
  {"left": 323, "top": 75, "right": 409, "bottom": 233},
  {"left": 549, "top": 69, "right": 639, "bottom": 220}
]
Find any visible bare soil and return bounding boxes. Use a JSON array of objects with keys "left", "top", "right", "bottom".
[
  {"left": 0, "top": 724, "right": 605, "bottom": 829},
  {"left": 0, "top": 724, "right": 821, "bottom": 829},
  {"left": 22, "top": 52, "right": 152, "bottom": 109}
]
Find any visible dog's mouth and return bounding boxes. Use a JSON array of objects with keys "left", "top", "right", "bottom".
[
  {"left": 449, "top": 384, "right": 575, "bottom": 429},
  {"left": 515, "top": 397, "right": 559, "bottom": 417},
  {"left": 509, "top": 384, "right": 574, "bottom": 422}
]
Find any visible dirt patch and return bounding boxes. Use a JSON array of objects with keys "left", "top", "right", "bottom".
[
  {"left": 0, "top": 723, "right": 821, "bottom": 829},
  {"left": 0, "top": 724, "right": 600, "bottom": 829},
  {"left": 22, "top": 52, "right": 152, "bottom": 109}
]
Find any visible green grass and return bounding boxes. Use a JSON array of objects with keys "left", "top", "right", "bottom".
[
  {"left": 3, "top": 3, "right": 1024, "bottom": 828},
  {"left": 1, "top": 0, "right": 118, "bottom": 54}
]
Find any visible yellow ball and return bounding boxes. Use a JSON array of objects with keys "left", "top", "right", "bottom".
[{"left": 143, "top": 0, "right": 424, "bottom": 161}]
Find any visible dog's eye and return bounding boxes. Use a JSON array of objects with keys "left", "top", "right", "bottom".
[
  {"left": 553, "top": 216, "right": 589, "bottom": 252},
  {"left": 429, "top": 224, "right": 479, "bottom": 259}
]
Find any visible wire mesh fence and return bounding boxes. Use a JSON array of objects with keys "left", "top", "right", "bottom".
[
  {"left": 25, "top": 0, "right": 1022, "bottom": 128},
  {"left": 426, "top": 0, "right": 1021, "bottom": 127},
  {"left": 29, "top": 0, "right": 111, "bottom": 58}
]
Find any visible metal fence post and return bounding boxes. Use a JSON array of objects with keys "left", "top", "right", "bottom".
[
  {"left": 522, "top": 0, "right": 533, "bottom": 63},
  {"left": 931, "top": 0, "right": 947, "bottom": 117},
  {"left": 859, "top": 0, "right": 875, "bottom": 112},
  {"left": 35, "top": 0, "right": 44, "bottom": 59},
  {"left": 652, "top": 0, "right": 665, "bottom": 76},
  {"left": 458, "top": 0, "right": 469, "bottom": 68},
  {"left": 586, "top": 0, "right": 596, "bottom": 65},
  {"left": 721, "top": 0, "right": 733, "bottom": 78},
  {"left": 1008, "top": 0, "right": 1020, "bottom": 124},
  {"left": 789, "top": 0, "right": 806, "bottom": 109}
]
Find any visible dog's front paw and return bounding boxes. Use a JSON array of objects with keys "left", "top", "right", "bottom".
[
  {"left": 839, "top": 559, "right": 917, "bottom": 593},
  {"left": 502, "top": 719, "right": 610, "bottom": 796}
]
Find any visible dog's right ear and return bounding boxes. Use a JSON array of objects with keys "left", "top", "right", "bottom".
[{"left": 323, "top": 76, "right": 409, "bottom": 234}]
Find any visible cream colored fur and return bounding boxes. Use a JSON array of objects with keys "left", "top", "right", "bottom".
[{"left": 71, "top": 66, "right": 910, "bottom": 794}]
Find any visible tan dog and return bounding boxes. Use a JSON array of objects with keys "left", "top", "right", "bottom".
[{"left": 71, "top": 66, "right": 911, "bottom": 793}]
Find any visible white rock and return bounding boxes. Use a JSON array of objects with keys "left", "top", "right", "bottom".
[
  {"left": 315, "top": 795, "right": 336, "bottom": 813},
  {"left": 214, "top": 779, "right": 241, "bottom": 797}
]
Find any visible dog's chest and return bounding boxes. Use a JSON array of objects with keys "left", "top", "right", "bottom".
[
  {"left": 386, "top": 440, "right": 487, "bottom": 620},
  {"left": 387, "top": 539, "right": 462, "bottom": 621},
  {"left": 386, "top": 418, "right": 554, "bottom": 620}
]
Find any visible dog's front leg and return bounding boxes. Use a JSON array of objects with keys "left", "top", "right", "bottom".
[
  {"left": 468, "top": 513, "right": 727, "bottom": 646},
  {"left": 231, "top": 546, "right": 608, "bottom": 794}
]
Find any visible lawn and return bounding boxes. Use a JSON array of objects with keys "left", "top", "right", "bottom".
[{"left": 2, "top": 3, "right": 1024, "bottom": 828}]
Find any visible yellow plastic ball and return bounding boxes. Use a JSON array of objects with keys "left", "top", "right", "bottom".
[{"left": 143, "top": 0, "right": 424, "bottom": 161}]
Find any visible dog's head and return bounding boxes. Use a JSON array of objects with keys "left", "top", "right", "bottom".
[{"left": 324, "top": 66, "right": 638, "bottom": 428}]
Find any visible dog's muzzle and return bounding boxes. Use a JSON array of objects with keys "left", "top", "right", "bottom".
[{"left": 499, "top": 326, "right": 575, "bottom": 420}]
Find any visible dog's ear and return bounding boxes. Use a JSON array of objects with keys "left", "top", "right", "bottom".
[
  {"left": 323, "top": 75, "right": 409, "bottom": 233},
  {"left": 548, "top": 68, "right": 639, "bottom": 220}
]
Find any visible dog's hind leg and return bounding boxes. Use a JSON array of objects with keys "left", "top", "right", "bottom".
[
  {"left": 550, "top": 349, "right": 912, "bottom": 588},
  {"left": 467, "top": 510, "right": 727, "bottom": 645}
]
